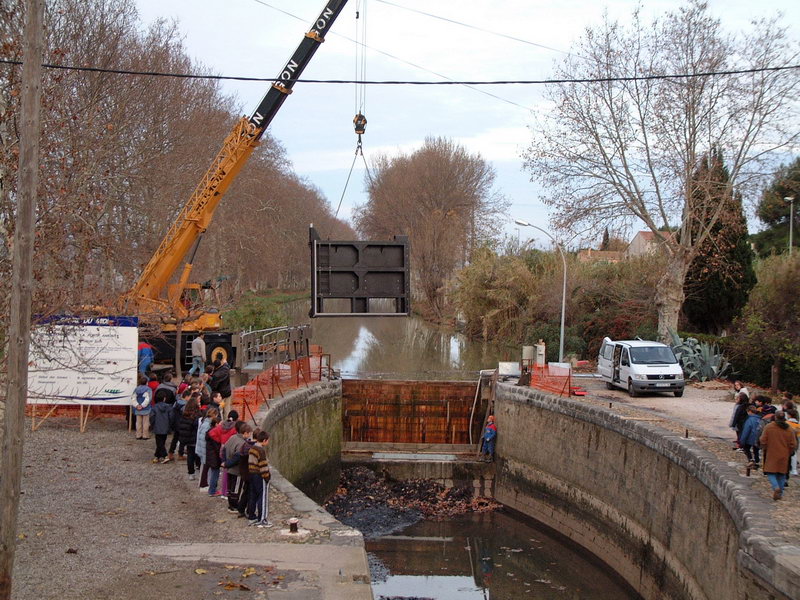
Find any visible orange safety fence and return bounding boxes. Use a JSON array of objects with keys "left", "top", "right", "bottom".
[
  {"left": 232, "top": 352, "right": 331, "bottom": 424},
  {"left": 523, "top": 361, "right": 572, "bottom": 397}
]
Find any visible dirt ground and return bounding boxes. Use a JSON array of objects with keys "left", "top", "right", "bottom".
[
  {"left": 11, "top": 416, "right": 337, "bottom": 600},
  {"left": 575, "top": 376, "right": 800, "bottom": 543}
]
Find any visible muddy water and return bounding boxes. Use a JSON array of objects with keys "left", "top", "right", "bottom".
[
  {"left": 367, "top": 510, "right": 639, "bottom": 600},
  {"left": 285, "top": 300, "right": 517, "bottom": 379}
]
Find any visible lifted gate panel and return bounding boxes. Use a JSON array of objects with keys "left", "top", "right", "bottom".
[{"left": 309, "top": 226, "right": 410, "bottom": 317}]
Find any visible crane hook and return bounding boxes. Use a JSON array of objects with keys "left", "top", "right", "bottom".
[{"left": 353, "top": 112, "right": 367, "bottom": 136}]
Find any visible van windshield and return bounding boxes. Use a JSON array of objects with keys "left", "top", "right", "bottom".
[{"left": 630, "top": 346, "right": 677, "bottom": 364}]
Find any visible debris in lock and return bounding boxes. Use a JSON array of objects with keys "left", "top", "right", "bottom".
[{"left": 324, "top": 467, "right": 500, "bottom": 539}]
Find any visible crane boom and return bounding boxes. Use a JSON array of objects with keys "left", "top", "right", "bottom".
[{"left": 121, "top": 0, "right": 348, "bottom": 328}]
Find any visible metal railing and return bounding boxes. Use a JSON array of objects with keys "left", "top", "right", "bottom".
[{"left": 236, "top": 324, "right": 312, "bottom": 372}]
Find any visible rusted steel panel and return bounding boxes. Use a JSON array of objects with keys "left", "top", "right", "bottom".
[{"left": 341, "top": 379, "right": 482, "bottom": 444}]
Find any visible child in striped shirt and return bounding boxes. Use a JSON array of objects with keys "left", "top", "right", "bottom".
[{"left": 246, "top": 430, "right": 272, "bottom": 528}]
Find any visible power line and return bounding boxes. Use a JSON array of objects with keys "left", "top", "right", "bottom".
[
  {"left": 1, "top": 57, "right": 797, "bottom": 85},
  {"left": 248, "top": 0, "right": 532, "bottom": 110},
  {"left": 373, "top": 0, "right": 578, "bottom": 58}
]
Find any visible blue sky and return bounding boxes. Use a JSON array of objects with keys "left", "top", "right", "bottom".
[{"left": 134, "top": 0, "right": 799, "bottom": 248}]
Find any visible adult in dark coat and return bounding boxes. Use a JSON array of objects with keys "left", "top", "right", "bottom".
[
  {"left": 760, "top": 411, "right": 798, "bottom": 500},
  {"left": 210, "top": 359, "right": 232, "bottom": 417}
]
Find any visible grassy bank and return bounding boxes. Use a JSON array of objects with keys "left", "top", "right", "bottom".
[{"left": 222, "top": 290, "right": 307, "bottom": 331}]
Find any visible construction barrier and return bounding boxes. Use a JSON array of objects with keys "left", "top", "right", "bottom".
[
  {"left": 523, "top": 361, "right": 572, "bottom": 397},
  {"left": 233, "top": 353, "right": 331, "bottom": 424}
]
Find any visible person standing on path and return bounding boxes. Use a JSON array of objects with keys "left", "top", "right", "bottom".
[
  {"left": 210, "top": 357, "right": 232, "bottom": 419},
  {"left": 204, "top": 409, "right": 223, "bottom": 495},
  {"left": 482, "top": 415, "right": 497, "bottom": 462},
  {"left": 131, "top": 374, "right": 152, "bottom": 440},
  {"left": 168, "top": 388, "right": 189, "bottom": 462},
  {"left": 149, "top": 392, "right": 176, "bottom": 463},
  {"left": 729, "top": 392, "right": 749, "bottom": 449},
  {"left": 246, "top": 430, "right": 272, "bottom": 527},
  {"left": 739, "top": 404, "right": 762, "bottom": 469},
  {"left": 760, "top": 411, "right": 797, "bottom": 500},
  {"left": 189, "top": 332, "right": 206, "bottom": 376},
  {"left": 177, "top": 397, "right": 201, "bottom": 480},
  {"left": 210, "top": 409, "right": 239, "bottom": 499},
  {"left": 223, "top": 421, "right": 252, "bottom": 514},
  {"left": 197, "top": 406, "right": 217, "bottom": 488}
]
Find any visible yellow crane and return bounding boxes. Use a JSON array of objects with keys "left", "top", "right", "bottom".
[{"left": 116, "top": 0, "right": 349, "bottom": 363}]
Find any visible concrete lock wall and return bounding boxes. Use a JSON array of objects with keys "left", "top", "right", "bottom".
[
  {"left": 493, "top": 383, "right": 800, "bottom": 600},
  {"left": 259, "top": 380, "right": 342, "bottom": 496}
]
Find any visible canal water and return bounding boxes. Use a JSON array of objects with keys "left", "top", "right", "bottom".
[
  {"left": 367, "top": 510, "right": 638, "bottom": 600},
  {"left": 285, "top": 301, "right": 518, "bottom": 379},
  {"left": 286, "top": 301, "right": 636, "bottom": 598}
]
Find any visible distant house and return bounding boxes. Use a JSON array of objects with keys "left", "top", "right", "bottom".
[
  {"left": 576, "top": 249, "right": 623, "bottom": 263},
  {"left": 625, "top": 231, "right": 673, "bottom": 258}
]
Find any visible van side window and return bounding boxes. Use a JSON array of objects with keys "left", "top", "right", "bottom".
[
  {"left": 621, "top": 348, "right": 630, "bottom": 365},
  {"left": 603, "top": 344, "right": 613, "bottom": 360}
]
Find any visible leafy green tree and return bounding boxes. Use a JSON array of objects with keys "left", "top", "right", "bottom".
[
  {"left": 683, "top": 149, "right": 756, "bottom": 334},
  {"left": 752, "top": 157, "right": 800, "bottom": 256},
  {"left": 728, "top": 255, "right": 800, "bottom": 390}
]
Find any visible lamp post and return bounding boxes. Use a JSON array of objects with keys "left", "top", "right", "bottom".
[
  {"left": 785, "top": 196, "right": 795, "bottom": 256},
  {"left": 514, "top": 219, "right": 567, "bottom": 363}
]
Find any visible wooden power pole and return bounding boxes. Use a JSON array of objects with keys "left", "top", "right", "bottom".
[{"left": 0, "top": 1, "right": 44, "bottom": 597}]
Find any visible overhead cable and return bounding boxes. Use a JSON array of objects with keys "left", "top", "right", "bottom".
[{"left": 1, "top": 58, "right": 796, "bottom": 86}]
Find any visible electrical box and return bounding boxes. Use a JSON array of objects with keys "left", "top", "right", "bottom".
[{"left": 309, "top": 226, "right": 410, "bottom": 317}]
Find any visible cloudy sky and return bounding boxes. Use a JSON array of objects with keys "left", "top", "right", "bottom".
[{"left": 134, "top": 0, "right": 799, "bottom": 247}]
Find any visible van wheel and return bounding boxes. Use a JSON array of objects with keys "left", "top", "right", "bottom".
[
  {"left": 674, "top": 390, "right": 684, "bottom": 398},
  {"left": 605, "top": 381, "right": 614, "bottom": 390},
  {"left": 628, "top": 380, "right": 639, "bottom": 398}
]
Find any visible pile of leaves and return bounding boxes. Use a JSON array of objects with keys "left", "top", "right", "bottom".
[{"left": 324, "top": 467, "right": 500, "bottom": 537}]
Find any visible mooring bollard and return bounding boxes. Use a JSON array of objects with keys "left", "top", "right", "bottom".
[{"left": 289, "top": 517, "right": 299, "bottom": 533}]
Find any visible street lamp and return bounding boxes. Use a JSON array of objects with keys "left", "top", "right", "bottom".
[
  {"left": 514, "top": 219, "right": 567, "bottom": 364},
  {"left": 785, "top": 196, "right": 795, "bottom": 256}
]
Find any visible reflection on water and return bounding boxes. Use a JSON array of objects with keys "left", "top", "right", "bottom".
[
  {"left": 285, "top": 299, "right": 517, "bottom": 379},
  {"left": 367, "top": 511, "right": 639, "bottom": 600}
]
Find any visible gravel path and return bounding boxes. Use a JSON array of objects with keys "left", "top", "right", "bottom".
[{"left": 11, "top": 416, "right": 320, "bottom": 600}]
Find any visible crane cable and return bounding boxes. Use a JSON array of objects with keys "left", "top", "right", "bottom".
[{"left": 335, "top": 1, "right": 372, "bottom": 219}]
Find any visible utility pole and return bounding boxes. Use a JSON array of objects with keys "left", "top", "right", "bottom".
[
  {"left": 785, "top": 196, "right": 795, "bottom": 256},
  {"left": 0, "top": 2, "right": 44, "bottom": 598}
]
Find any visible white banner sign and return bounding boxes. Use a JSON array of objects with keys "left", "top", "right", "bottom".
[{"left": 27, "top": 316, "right": 139, "bottom": 405}]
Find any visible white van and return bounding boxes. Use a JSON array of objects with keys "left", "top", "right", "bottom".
[{"left": 597, "top": 338, "right": 685, "bottom": 397}]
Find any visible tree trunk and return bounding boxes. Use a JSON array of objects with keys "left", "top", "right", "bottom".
[
  {"left": 655, "top": 250, "right": 690, "bottom": 344},
  {"left": 174, "top": 321, "right": 183, "bottom": 376},
  {"left": 771, "top": 356, "right": 781, "bottom": 393}
]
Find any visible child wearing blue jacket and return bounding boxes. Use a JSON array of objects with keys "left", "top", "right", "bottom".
[{"left": 131, "top": 374, "right": 152, "bottom": 440}]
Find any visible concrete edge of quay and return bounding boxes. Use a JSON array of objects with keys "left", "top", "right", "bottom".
[{"left": 496, "top": 382, "right": 800, "bottom": 600}]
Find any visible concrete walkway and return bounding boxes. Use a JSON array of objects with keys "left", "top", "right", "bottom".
[
  {"left": 581, "top": 377, "right": 736, "bottom": 440},
  {"left": 145, "top": 542, "right": 371, "bottom": 599}
]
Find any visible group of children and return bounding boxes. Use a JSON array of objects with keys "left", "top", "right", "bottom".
[
  {"left": 131, "top": 370, "right": 273, "bottom": 527},
  {"left": 730, "top": 382, "right": 799, "bottom": 500}
]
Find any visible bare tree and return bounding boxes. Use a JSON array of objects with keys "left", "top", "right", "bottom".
[
  {"left": 356, "top": 137, "right": 506, "bottom": 318},
  {"left": 523, "top": 0, "right": 799, "bottom": 341}
]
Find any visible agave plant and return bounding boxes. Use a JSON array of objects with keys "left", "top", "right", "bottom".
[{"left": 668, "top": 330, "right": 732, "bottom": 382}]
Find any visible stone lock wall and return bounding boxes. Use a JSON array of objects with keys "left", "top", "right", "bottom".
[
  {"left": 493, "top": 383, "right": 800, "bottom": 600},
  {"left": 259, "top": 380, "right": 342, "bottom": 496}
]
